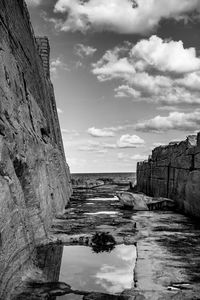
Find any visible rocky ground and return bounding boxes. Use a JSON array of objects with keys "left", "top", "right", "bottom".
[{"left": 13, "top": 184, "right": 200, "bottom": 300}]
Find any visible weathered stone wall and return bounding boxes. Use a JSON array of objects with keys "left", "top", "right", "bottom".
[
  {"left": 36, "top": 37, "right": 50, "bottom": 78},
  {"left": 0, "top": 0, "right": 72, "bottom": 298},
  {"left": 137, "top": 134, "right": 200, "bottom": 218}
]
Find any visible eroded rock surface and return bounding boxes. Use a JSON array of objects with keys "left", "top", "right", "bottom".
[
  {"left": 137, "top": 134, "right": 200, "bottom": 217},
  {"left": 0, "top": 1, "right": 72, "bottom": 298},
  {"left": 9, "top": 181, "right": 200, "bottom": 300},
  {"left": 14, "top": 183, "right": 200, "bottom": 299}
]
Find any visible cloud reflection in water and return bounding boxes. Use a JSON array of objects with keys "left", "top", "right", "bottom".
[
  {"left": 95, "top": 245, "right": 136, "bottom": 293},
  {"left": 60, "top": 244, "right": 136, "bottom": 295}
]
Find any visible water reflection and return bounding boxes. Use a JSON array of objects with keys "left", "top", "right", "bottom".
[
  {"left": 95, "top": 245, "right": 136, "bottom": 293},
  {"left": 87, "top": 197, "right": 118, "bottom": 201},
  {"left": 10, "top": 239, "right": 136, "bottom": 300},
  {"left": 59, "top": 244, "right": 136, "bottom": 295},
  {"left": 84, "top": 211, "right": 119, "bottom": 215},
  {"left": 91, "top": 232, "right": 116, "bottom": 253}
]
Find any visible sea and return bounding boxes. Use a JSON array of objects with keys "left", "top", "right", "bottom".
[{"left": 71, "top": 172, "right": 136, "bottom": 187}]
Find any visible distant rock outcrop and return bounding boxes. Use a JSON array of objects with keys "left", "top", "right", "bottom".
[
  {"left": 137, "top": 134, "right": 200, "bottom": 218},
  {"left": 0, "top": 0, "right": 72, "bottom": 298}
]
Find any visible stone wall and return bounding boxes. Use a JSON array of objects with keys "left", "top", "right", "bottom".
[
  {"left": 0, "top": 0, "right": 72, "bottom": 298},
  {"left": 36, "top": 37, "right": 50, "bottom": 78},
  {"left": 137, "top": 134, "right": 200, "bottom": 218}
]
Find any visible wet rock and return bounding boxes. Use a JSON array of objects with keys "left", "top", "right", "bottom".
[
  {"left": 13, "top": 282, "right": 72, "bottom": 299},
  {"left": 116, "top": 192, "right": 149, "bottom": 210},
  {"left": 0, "top": 0, "right": 72, "bottom": 297},
  {"left": 83, "top": 292, "right": 130, "bottom": 300}
]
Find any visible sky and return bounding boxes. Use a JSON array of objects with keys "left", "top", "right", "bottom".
[{"left": 26, "top": 0, "right": 200, "bottom": 173}]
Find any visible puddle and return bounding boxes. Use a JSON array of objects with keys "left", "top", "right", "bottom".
[
  {"left": 84, "top": 211, "right": 119, "bottom": 215},
  {"left": 167, "top": 283, "right": 191, "bottom": 291},
  {"left": 87, "top": 197, "right": 118, "bottom": 201},
  {"left": 59, "top": 244, "right": 136, "bottom": 299}
]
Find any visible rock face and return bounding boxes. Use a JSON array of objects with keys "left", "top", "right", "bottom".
[
  {"left": 137, "top": 134, "right": 200, "bottom": 218},
  {"left": 0, "top": 0, "right": 72, "bottom": 298}
]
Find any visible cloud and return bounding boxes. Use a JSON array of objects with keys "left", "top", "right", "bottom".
[
  {"left": 176, "top": 72, "right": 200, "bottom": 91},
  {"left": 87, "top": 124, "right": 140, "bottom": 137},
  {"left": 135, "top": 111, "right": 200, "bottom": 132},
  {"left": 132, "top": 35, "right": 200, "bottom": 73},
  {"left": 41, "top": 11, "right": 64, "bottom": 31},
  {"left": 92, "top": 36, "right": 200, "bottom": 106},
  {"left": 87, "top": 127, "right": 115, "bottom": 137},
  {"left": 74, "top": 44, "right": 97, "bottom": 58},
  {"left": 157, "top": 106, "right": 185, "bottom": 112},
  {"left": 92, "top": 46, "right": 135, "bottom": 82},
  {"left": 78, "top": 133, "right": 145, "bottom": 152},
  {"left": 53, "top": 0, "right": 200, "bottom": 34},
  {"left": 117, "top": 134, "right": 145, "bottom": 148},
  {"left": 50, "top": 57, "right": 70, "bottom": 76},
  {"left": 115, "top": 85, "right": 141, "bottom": 98}
]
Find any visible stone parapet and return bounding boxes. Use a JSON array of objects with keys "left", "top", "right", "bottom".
[{"left": 36, "top": 37, "right": 50, "bottom": 77}]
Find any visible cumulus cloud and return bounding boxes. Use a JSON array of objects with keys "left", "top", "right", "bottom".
[
  {"left": 132, "top": 35, "right": 200, "bottom": 73},
  {"left": 177, "top": 72, "right": 200, "bottom": 91},
  {"left": 87, "top": 127, "right": 115, "bottom": 137},
  {"left": 74, "top": 44, "right": 97, "bottom": 58},
  {"left": 115, "top": 85, "right": 141, "bottom": 98},
  {"left": 117, "top": 134, "right": 145, "bottom": 148},
  {"left": 53, "top": 0, "right": 200, "bottom": 34},
  {"left": 92, "top": 45, "right": 135, "bottom": 82},
  {"left": 50, "top": 57, "right": 70, "bottom": 76},
  {"left": 92, "top": 36, "right": 200, "bottom": 105},
  {"left": 135, "top": 111, "right": 200, "bottom": 132}
]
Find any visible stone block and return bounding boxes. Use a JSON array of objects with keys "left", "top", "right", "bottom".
[
  {"left": 194, "top": 152, "right": 200, "bottom": 169},
  {"left": 185, "top": 171, "right": 200, "bottom": 217}
]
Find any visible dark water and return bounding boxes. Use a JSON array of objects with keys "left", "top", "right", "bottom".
[{"left": 71, "top": 172, "right": 135, "bottom": 180}]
